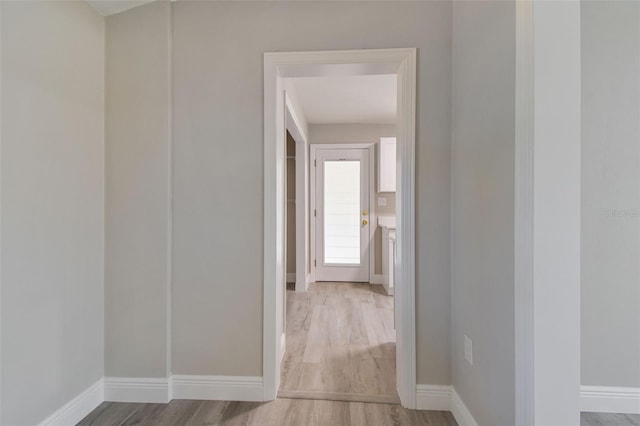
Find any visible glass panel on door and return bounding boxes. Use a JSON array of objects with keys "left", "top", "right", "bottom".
[
  {"left": 323, "top": 160, "right": 360, "bottom": 265},
  {"left": 314, "top": 147, "right": 369, "bottom": 283}
]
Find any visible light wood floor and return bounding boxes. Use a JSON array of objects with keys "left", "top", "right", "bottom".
[
  {"left": 77, "top": 400, "right": 639, "bottom": 426},
  {"left": 77, "top": 399, "right": 457, "bottom": 426},
  {"left": 279, "top": 282, "right": 397, "bottom": 402},
  {"left": 581, "top": 412, "right": 640, "bottom": 426}
]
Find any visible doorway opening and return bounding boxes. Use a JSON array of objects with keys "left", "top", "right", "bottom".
[
  {"left": 281, "top": 134, "right": 397, "bottom": 401},
  {"left": 264, "top": 48, "right": 417, "bottom": 408}
]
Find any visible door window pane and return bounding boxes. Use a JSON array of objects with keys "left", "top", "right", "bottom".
[{"left": 324, "top": 161, "right": 360, "bottom": 264}]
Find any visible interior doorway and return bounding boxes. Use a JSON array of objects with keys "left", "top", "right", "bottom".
[
  {"left": 281, "top": 126, "right": 397, "bottom": 401},
  {"left": 263, "top": 48, "right": 417, "bottom": 408}
]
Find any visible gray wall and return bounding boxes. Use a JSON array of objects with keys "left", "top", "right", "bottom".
[
  {"left": 451, "top": 2, "right": 516, "bottom": 425},
  {"left": 0, "top": 1, "right": 105, "bottom": 424},
  {"left": 105, "top": 1, "right": 171, "bottom": 378},
  {"left": 308, "top": 123, "right": 396, "bottom": 275},
  {"left": 171, "top": 1, "right": 452, "bottom": 383},
  {"left": 581, "top": 0, "right": 640, "bottom": 388}
]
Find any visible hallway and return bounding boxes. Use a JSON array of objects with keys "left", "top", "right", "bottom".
[{"left": 279, "top": 282, "right": 397, "bottom": 403}]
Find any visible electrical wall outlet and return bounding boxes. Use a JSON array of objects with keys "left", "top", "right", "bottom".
[
  {"left": 377, "top": 196, "right": 387, "bottom": 207},
  {"left": 464, "top": 335, "right": 473, "bottom": 366}
]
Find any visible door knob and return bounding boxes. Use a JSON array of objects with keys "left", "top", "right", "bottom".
[
  {"left": 363, "top": 210, "right": 368, "bottom": 216},
  {"left": 362, "top": 219, "right": 368, "bottom": 225}
]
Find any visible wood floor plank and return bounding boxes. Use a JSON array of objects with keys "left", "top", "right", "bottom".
[
  {"left": 179, "top": 400, "right": 228, "bottom": 425},
  {"left": 77, "top": 402, "right": 150, "bottom": 426},
  {"left": 76, "top": 402, "right": 113, "bottom": 426},
  {"left": 218, "top": 401, "right": 264, "bottom": 426},
  {"left": 280, "top": 282, "right": 397, "bottom": 399},
  {"left": 119, "top": 403, "right": 167, "bottom": 426},
  {"left": 154, "top": 400, "right": 202, "bottom": 426},
  {"left": 581, "top": 412, "right": 640, "bottom": 426},
  {"left": 78, "top": 399, "right": 638, "bottom": 426}
]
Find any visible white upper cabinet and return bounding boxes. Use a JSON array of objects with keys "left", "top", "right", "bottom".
[{"left": 378, "top": 137, "right": 396, "bottom": 192}]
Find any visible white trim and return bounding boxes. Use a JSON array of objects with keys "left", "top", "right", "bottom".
[
  {"left": 395, "top": 47, "right": 417, "bottom": 409},
  {"left": 309, "top": 144, "right": 316, "bottom": 284},
  {"left": 38, "top": 375, "right": 270, "bottom": 423},
  {"left": 172, "top": 375, "right": 264, "bottom": 402},
  {"left": 368, "top": 145, "right": 377, "bottom": 285},
  {"left": 104, "top": 377, "right": 170, "bottom": 403},
  {"left": 39, "top": 379, "right": 104, "bottom": 426},
  {"left": 514, "top": 1, "right": 534, "bottom": 425},
  {"left": 516, "top": 2, "right": 583, "bottom": 423},
  {"left": 532, "top": 3, "right": 582, "bottom": 424},
  {"left": 415, "top": 385, "right": 451, "bottom": 411},
  {"left": 415, "top": 385, "right": 478, "bottom": 426},
  {"left": 581, "top": 386, "right": 640, "bottom": 414},
  {"left": 451, "top": 388, "right": 479, "bottom": 426},
  {"left": 165, "top": 0, "right": 174, "bottom": 383},
  {"left": 284, "top": 92, "right": 308, "bottom": 150},
  {"left": 0, "top": 1, "right": 4, "bottom": 421},
  {"left": 287, "top": 95, "right": 309, "bottom": 293},
  {"left": 284, "top": 92, "right": 309, "bottom": 293},
  {"left": 264, "top": 48, "right": 417, "bottom": 408},
  {"left": 263, "top": 52, "right": 281, "bottom": 401}
]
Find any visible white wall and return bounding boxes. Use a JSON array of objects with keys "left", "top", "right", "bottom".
[
  {"left": 451, "top": 2, "right": 516, "bottom": 425},
  {"left": 0, "top": 1, "right": 105, "bottom": 424},
  {"left": 581, "top": 0, "right": 640, "bottom": 389},
  {"left": 105, "top": 1, "right": 171, "bottom": 378},
  {"left": 171, "top": 1, "right": 452, "bottom": 383}
]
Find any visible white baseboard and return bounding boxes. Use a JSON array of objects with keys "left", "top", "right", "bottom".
[
  {"left": 451, "top": 388, "right": 479, "bottom": 426},
  {"left": 581, "top": 386, "right": 640, "bottom": 414},
  {"left": 104, "top": 377, "right": 170, "bottom": 403},
  {"left": 172, "top": 375, "right": 264, "bottom": 402},
  {"left": 39, "top": 379, "right": 104, "bottom": 426},
  {"left": 415, "top": 385, "right": 478, "bottom": 426},
  {"left": 415, "top": 385, "right": 451, "bottom": 411},
  {"left": 286, "top": 273, "right": 296, "bottom": 283},
  {"left": 37, "top": 375, "right": 265, "bottom": 425}
]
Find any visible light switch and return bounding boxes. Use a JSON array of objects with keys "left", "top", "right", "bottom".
[{"left": 377, "top": 197, "right": 387, "bottom": 207}]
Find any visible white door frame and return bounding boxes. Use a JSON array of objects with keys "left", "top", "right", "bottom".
[
  {"left": 263, "top": 48, "right": 417, "bottom": 407},
  {"left": 515, "top": 1, "right": 581, "bottom": 424},
  {"left": 284, "top": 93, "right": 309, "bottom": 293},
  {"left": 309, "top": 143, "right": 375, "bottom": 284}
]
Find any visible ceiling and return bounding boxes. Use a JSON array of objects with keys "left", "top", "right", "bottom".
[
  {"left": 288, "top": 74, "right": 397, "bottom": 124},
  {"left": 86, "top": 0, "right": 157, "bottom": 16}
]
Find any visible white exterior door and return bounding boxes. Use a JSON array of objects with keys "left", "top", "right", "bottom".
[{"left": 314, "top": 148, "right": 370, "bottom": 282}]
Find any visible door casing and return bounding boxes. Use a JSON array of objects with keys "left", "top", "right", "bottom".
[{"left": 263, "top": 48, "right": 417, "bottom": 408}]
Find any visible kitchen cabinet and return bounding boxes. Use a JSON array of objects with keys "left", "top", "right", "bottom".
[{"left": 378, "top": 137, "right": 396, "bottom": 192}]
